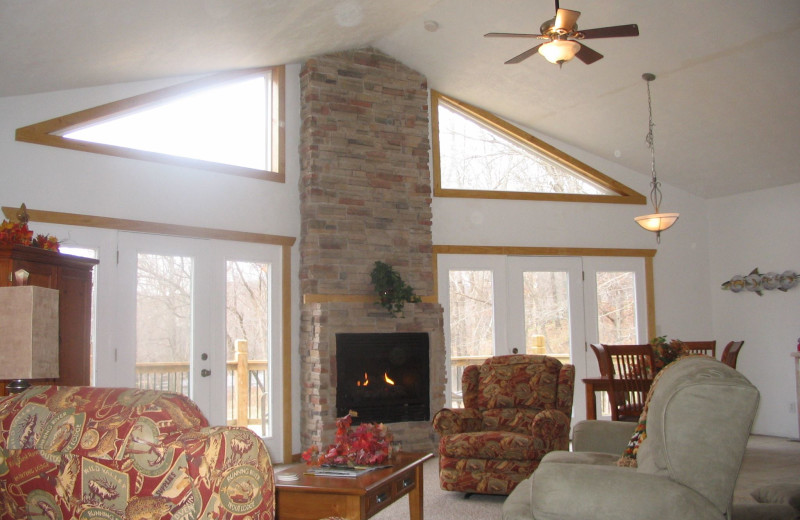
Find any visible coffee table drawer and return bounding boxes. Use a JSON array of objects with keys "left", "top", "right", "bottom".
[
  {"left": 366, "top": 482, "right": 394, "bottom": 517},
  {"left": 393, "top": 470, "right": 416, "bottom": 495}
]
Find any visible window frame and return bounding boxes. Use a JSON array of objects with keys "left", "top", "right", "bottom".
[
  {"left": 16, "top": 66, "right": 285, "bottom": 183},
  {"left": 431, "top": 90, "right": 645, "bottom": 204}
]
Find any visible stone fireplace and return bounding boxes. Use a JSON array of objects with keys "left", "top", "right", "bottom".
[{"left": 299, "top": 48, "right": 445, "bottom": 452}]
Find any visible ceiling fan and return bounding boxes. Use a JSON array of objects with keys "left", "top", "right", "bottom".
[{"left": 485, "top": 0, "right": 639, "bottom": 67}]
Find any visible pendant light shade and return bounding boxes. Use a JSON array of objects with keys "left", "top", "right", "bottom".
[
  {"left": 634, "top": 213, "right": 679, "bottom": 232},
  {"left": 635, "top": 73, "right": 679, "bottom": 242}
]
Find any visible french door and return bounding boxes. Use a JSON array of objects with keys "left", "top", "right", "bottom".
[
  {"left": 116, "top": 233, "right": 283, "bottom": 456},
  {"left": 438, "top": 254, "right": 647, "bottom": 423},
  {"left": 29, "top": 225, "right": 285, "bottom": 460}
]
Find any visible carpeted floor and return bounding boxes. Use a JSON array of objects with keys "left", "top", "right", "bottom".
[{"left": 368, "top": 435, "right": 800, "bottom": 519}]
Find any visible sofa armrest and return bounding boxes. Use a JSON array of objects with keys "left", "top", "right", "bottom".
[
  {"left": 531, "top": 462, "right": 722, "bottom": 520},
  {"left": 179, "top": 426, "right": 275, "bottom": 517},
  {"left": 531, "top": 409, "right": 571, "bottom": 452},
  {"left": 572, "top": 419, "right": 635, "bottom": 455},
  {"left": 432, "top": 408, "right": 483, "bottom": 435}
]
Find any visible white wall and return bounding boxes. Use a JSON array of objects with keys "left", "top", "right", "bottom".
[
  {"left": 709, "top": 183, "right": 800, "bottom": 438},
  {"left": 0, "top": 64, "right": 304, "bottom": 453}
]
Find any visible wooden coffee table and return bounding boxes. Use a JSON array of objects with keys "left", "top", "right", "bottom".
[{"left": 274, "top": 451, "right": 433, "bottom": 520}]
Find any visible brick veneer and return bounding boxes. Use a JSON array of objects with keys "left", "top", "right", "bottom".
[{"left": 299, "top": 48, "right": 445, "bottom": 452}]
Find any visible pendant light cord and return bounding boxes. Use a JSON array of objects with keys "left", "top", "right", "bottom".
[{"left": 645, "top": 77, "right": 662, "bottom": 214}]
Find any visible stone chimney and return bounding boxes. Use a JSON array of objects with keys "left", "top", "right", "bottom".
[{"left": 298, "top": 48, "right": 445, "bottom": 452}]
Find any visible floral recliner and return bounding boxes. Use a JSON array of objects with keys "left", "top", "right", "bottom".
[
  {"left": 432, "top": 355, "right": 574, "bottom": 495},
  {"left": 0, "top": 385, "right": 274, "bottom": 519}
]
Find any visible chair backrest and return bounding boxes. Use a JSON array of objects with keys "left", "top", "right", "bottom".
[
  {"left": 600, "top": 343, "right": 655, "bottom": 379},
  {"left": 636, "top": 356, "right": 759, "bottom": 514},
  {"left": 597, "top": 344, "right": 655, "bottom": 421},
  {"left": 682, "top": 340, "right": 717, "bottom": 357},
  {"left": 461, "top": 354, "right": 575, "bottom": 420},
  {"left": 721, "top": 340, "right": 745, "bottom": 369},
  {"left": 589, "top": 343, "right": 613, "bottom": 378}
]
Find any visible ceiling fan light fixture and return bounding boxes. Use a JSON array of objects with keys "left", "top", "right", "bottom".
[{"left": 538, "top": 39, "right": 580, "bottom": 65}]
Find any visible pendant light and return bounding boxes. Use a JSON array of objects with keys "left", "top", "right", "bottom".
[{"left": 635, "top": 73, "right": 678, "bottom": 242}]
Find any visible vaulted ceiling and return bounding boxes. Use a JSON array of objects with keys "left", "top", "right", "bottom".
[{"left": 2, "top": 0, "right": 799, "bottom": 198}]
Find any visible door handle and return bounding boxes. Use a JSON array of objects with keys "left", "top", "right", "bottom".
[
  {"left": 512, "top": 347, "right": 519, "bottom": 354},
  {"left": 200, "top": 369, "right": 211, "bottom": 377}
]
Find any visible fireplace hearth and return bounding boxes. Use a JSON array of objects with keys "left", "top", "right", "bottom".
[{"left": 336, "top": 332, "right": 430, "bottom": 424}]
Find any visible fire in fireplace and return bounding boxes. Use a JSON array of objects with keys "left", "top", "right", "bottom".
[{"left": 335, "top": 332, "right": 430, "bottom": 424}]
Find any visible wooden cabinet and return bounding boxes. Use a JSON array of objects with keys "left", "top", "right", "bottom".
[{"left": 0, "top": 244, "right": 98, "bottom": 394}]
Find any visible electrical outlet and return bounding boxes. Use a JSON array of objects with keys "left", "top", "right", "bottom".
[{"left": 789, "top": 402, "right": 797, "bottom": 414}]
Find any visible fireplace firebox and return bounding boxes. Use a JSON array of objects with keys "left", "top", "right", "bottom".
[{"left": 335, "top": 332, "right": 430, "bottom": 424}]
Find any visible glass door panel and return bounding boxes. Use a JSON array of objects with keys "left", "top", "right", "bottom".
[
  {"left": 507, "top": 257, "right": 586, "bottom": 421},
  {"left": 447, "top": 269, "right": 494, "bottom": 408},
  {"left": 135, "top": 253, "right": 194, "bottom": 395},
  {"left": 222, "top": 242, "right": 283, "bottom": 460},
  {"left": 595, "top": 271, "right": 639, "bottom": 344},
  {"left": 226, "top": 260, "right": 271, "bottom": 436},
  {"left": 117, "top": 233, "right": 215, "bottom": 416},
  {"left": 583, "top": 257, "right": 647, "bottom": 418},
  {"left": 520, "top": 270, "right": 571, "bottom": 362},
  {"left": 438, "top": 255, "right": 506, "bottom": 408}
]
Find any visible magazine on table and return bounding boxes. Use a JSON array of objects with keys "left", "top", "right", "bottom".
[{"left": 304, "top": 464, "right": 393, "bottom": 478}]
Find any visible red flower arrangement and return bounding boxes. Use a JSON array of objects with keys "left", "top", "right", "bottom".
[
  {"left": 0, "top": 220, "right": 59, "bottom": 252},
  {"left": 302, "top": 412, "right": 392, "bottom": 466}
]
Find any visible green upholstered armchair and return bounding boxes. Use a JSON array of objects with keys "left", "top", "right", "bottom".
[{"left": 502, "top": 356, "right": 759, "bottom": 520}]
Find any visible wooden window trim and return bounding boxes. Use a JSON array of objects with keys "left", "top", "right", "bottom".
[
  {"left": 2, "top": 205, "right": 295, "bottom": 461},
  {"left": 432, "top": 90, "right": 646, "bottom": 204},
  {"left": 16, "top": 67, "right": 286, "bottom": 183},
  {"left": 432, "top": 244, "right": 657, "bottom": 339}
]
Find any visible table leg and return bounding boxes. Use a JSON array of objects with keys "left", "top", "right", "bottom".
[
  {"left": 585, "top": 382, "right": 597, "bottom": 420},
  {"left": 408, "top": 462, "right": 424, "bottom": 520}
]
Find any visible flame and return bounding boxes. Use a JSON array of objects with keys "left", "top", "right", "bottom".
[
  {"left": 357, "top": 372, "right": 369, "bottom": 387},
  {"left": 384, "top": 372, "right": 395, "bottom": 385}
]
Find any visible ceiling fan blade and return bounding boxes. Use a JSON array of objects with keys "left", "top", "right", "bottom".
[
  {"left": 484, "top": 32, "right": 546, "bottom": 39},
  {"left": 505, "top": 44, "right": 544, "bottom": 64},
  {"left": 575, "top": 43, "right": 604, "bottom": 64},
  {"left": 578, "top": 24, "right": 639, "bottom": 39},
  {"left": 554, "top": 8, "right": 580, "bottom": 32}
]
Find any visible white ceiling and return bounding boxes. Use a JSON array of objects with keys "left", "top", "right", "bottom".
[{"left": 2, "top": 0, "right": 799, "bottom": 199}]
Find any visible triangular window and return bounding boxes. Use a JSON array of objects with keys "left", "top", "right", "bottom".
[
  {"left": 432, "top": 91, "right": 644, "bottom": 204},
  {"left": 16, "top": 67, "right": 285, "bottom": 182}
]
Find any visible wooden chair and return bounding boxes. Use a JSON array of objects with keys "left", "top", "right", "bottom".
[
  {"left": 682, "top": 340, "right": 716, "bottom": 357},
  {"left": 591, "top": 343, "right": 655, "bottom": 421},
  {"left": 721, "top": 340, "right": 744, "bottom": 369}
]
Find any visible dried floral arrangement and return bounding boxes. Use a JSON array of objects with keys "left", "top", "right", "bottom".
[
  {"left": 302, "top": 412, "right": 392, "bottom": 466},
  {"left": 0, "top": 205, "right": 59, "bottom": 252},
  {"left": 0, "top": 220, "right": 60, "bottom": 251},
  {"left": 650, "top": 336, "right": 687, "bottom": 372}
]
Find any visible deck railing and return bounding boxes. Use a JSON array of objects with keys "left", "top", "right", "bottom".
[{"left": 135, "top": 340, "right": 268, "bottom": 434}]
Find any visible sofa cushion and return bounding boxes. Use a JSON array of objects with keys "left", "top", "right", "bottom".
[
  {"left": 751, "top": 483, "right": 800, "bottom": 511},
  {"left": 439, "top": 431, "right": 543, "bottom": 460}
]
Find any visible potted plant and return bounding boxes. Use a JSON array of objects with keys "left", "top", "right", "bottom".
[{"left": 370, "top": 261, "right": 421, "bottom": 317}]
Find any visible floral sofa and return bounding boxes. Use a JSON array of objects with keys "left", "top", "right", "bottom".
[
  {"left": 432, "top": 355, "right": 575, "bottom": 495},
  {"left": 0, "top": 385, "right": 274, "bottom": 519}
]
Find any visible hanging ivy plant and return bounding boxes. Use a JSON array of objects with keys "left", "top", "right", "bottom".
[{"left": 370, "top": 261, "right": 421, "bottom": 318}]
